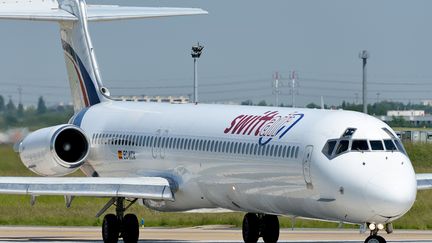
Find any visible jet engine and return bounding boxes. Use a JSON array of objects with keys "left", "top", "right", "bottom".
[{"left": 18, "top": 124, "right": 90, "bottom": 176}]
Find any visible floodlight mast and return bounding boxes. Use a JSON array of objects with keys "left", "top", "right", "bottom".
[
  {"left": 191, "top": 43, "right": 204, "bottom": 104},
  {"left": 359, "top": 50, "right": 369, "bottom": 114}
]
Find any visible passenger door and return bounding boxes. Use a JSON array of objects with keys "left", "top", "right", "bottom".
[{"left": 303, "top": 145, "right": 313, "bottom": 188}]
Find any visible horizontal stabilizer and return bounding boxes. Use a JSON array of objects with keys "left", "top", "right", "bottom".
[
  {"left": 0, "top": 9, "right": 76, "bottom": 21},
  {"left": 0, "top": 177, "right": 174, "bottom": 200},
  {"left": 0, "top": 1, "right": 207, "bottom": 22},
  {"left": 86, "top": 6, "right": 208, "bottom": 22}
]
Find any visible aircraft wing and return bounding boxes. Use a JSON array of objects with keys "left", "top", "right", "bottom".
[
  {"left": 416, "top": 173, "right": 432, "bottom": 190},
  {"left": 0, "top": 177, "right": 174, "bottom": 200}
]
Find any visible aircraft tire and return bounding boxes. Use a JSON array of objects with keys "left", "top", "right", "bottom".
[
  {"left": 262, "top": 215, "right": 279, "bottom": 243},
  {"left": 242, "top": 213, "right": 259, "bottom": 243},
  {"left": 364, "top": 235, "right": 386, "bottom": 243},
  {"left": 122, "top": 214, "right": 139, "bottom": 243},
  {"left": 102, "top": 214, "right": 119, "bottom": 243}
]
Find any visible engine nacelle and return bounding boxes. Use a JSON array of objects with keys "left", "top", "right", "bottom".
[{"left": 19, "top": 124, "right": 90, "bottom": 176}]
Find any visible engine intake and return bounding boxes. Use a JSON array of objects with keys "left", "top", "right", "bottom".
[{"left": 19, "top": 124, "right": 89, "bottom": 176}]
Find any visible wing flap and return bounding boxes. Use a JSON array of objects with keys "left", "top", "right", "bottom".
[
  {"left": 86, "top": 6, "right": 208, "bottom": 22},
  {"left": 416, "top": 173, "right": 432, "bottom": 190},
  {"left": 0, "top": 177, "right": 174, "bottom": 201}
]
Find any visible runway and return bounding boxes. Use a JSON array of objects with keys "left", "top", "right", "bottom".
[{"left": 0, "top": 226, "right": 431, "bottom": 243}]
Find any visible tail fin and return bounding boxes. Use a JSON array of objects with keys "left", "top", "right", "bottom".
[{"left": 0, "top": 0, "right": 207, "bottom": 111}]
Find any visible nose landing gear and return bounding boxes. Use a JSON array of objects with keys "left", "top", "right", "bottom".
[
  {"left": 364, "top": 223, "right": 392, "bottom": 243},
  {"left": 242, "top": 213, "right": 280, "bottom": 243}
]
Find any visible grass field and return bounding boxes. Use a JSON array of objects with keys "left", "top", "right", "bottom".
[{"left": 0, "top": 143, "right": 431, "bottom": 229}]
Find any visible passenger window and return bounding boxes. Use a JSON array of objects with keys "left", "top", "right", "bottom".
[
  {"left": 128, "top": 135, "right": 132, "bottom": 146},
  {"left": 186, "top": 139, "right": 191, "bottom": 150},
  {"left": 254, "top": 144, "right": 258, "bottom": 155},
  {"left": 204, "top": 140, "right": 208, "bottom": 151},
  {"left": 291, "top": 146, "right": 295, "bottom": 157},
  {"left": 149, "top": 137, "right": 154, "bottom": 147},
  {"left": 351, "top": 140, "right": 369, "bottom": 151},
  {"left": 323, "top": 140, "right": 337, "bottom": 157},
  {"left": 178, "top": 138, "right": 183, "bottom": 149},
  {"left": 160, "top": 137, "right": 165, "bottom": 148},
  {"left": 270, "top": 145, "right": 274, "bottom": 156},
  {"left": 257, "top": 145, "right": 262, "bottom": 156},
  {"left": 168, "top": 137, "right": 172, "bottom": 149},
  {"left": 210, "top": 141, "right": 215, "bottom": 152},
  {"left": 295, "top": 146, "right": 299, "bottom": 158},
  {"left": 384, "top": 139, "right": 397, "bottom": 151},
  {"left": 198, "top": 140, "right": 203, "bottom": 151},
  {"left": 132, "top": 135, "right": 136, "bottom": 146},
  {"left": 336, "top": 140, "right": 349, "bottom": 155},
  {"left": 282, "top": 146, "right": 287, "bottom": 157},
  {"left": 370, "top": 140, "right": 384, "bottom": 150},
  {"left": 192, "top": 139, "right": 197, "bottom": 150}
]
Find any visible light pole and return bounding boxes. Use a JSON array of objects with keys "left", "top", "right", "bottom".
[
  {"left": 191, "top": 43, "right": 204, "bottom": 104},
  {"left": 359, "top": 50, "right": 369, "bottom": 114}
]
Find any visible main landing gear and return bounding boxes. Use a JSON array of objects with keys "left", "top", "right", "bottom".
[
  {"left": 364, "top": 223, "right": 393, "bottom": 243},
  {"left": 242, "top": 213, "right": 280, "bottom": 243},
  {"left": 101, "top": 197, "right": 139, "bottom": 243}
]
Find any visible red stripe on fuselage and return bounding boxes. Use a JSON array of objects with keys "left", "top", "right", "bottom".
[{"left": 66, "top": 54, "right": 89, "bottom": 107}]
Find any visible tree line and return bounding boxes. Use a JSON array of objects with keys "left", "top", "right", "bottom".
[{"left": 0, "top": 95, "right": 73, "bottom": 130}]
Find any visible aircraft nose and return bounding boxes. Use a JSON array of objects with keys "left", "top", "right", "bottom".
[{"left": 364, "top": 168, "right": 416, "bottom": 217}]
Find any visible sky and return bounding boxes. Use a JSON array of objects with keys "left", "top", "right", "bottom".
[{"left": 0, "top": 0, "right": 432, "bottom": 107}]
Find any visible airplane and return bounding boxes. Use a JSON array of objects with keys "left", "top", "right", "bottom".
[{"left": 0, "top": 0, "right": 431, "bottom": 243}]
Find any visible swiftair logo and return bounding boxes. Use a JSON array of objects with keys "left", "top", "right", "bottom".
[{"left": 224, "top": 111, "right": 304, "bottom": 145}]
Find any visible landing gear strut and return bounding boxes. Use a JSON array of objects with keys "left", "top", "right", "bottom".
[
  {"left": 242, "top": 213, "right": 280, "bottom": 243},
  {"left": 101, "top": 197, "right": 139, "bottom": 243}
]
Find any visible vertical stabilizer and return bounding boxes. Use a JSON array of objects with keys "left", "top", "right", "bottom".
[
  {"left": 58, "top": 0, "right": 109, "bottom": 111},
  {"left": 0, "top": 0, "right": 207, "bottom": 111}
]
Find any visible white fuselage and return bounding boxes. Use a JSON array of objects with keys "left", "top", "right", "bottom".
[{"left": 74, "top": 101, "right": 417, "bottom": 225}]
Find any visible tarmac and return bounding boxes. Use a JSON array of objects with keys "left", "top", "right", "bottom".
[{"left": 0, "top": 226, "right": 431, "bottom": 243}]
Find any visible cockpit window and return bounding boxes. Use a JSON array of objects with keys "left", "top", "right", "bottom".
[
  {"left": 351, "top": 140, "right": 369, "bottom": 151},
  {"left": 322, "top": 127, "right": 407, "bottom": 159},
  {"left": 323, "top": 140, "right": 337, "bottom": 157},
  {"left": 393, "top": 139, "right": 407, "bottom": 155},
  {"left": 342, "top": 128, "right": 356, "bottom": 138},
  {"left": 370, "top": 140, "right": 384, "bottom": 150},
  {"left": 336, "top": 140, "right": 349, "bottom": 155},
  {"left": 383, "top": 139, "right": 397, "bottom": 151}
]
